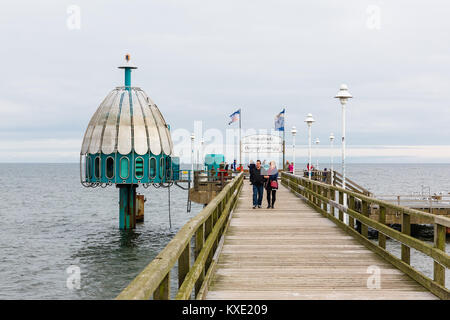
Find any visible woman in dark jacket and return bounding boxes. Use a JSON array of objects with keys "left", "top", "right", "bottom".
[{"left": 264, "top": 161, "right": 278, "bottom": 209}]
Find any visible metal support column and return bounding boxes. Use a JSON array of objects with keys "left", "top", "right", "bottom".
[{"left": 118, "top": 184, "right": 137, "bottom": 230}]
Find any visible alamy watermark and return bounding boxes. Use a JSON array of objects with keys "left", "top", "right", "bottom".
[
  {"left": 366, "top": 5, "right": 381, "bottom": 30},
  {"left": 66, "top": 5, "right": 81, "bottom": 30},
  {"left": 66, "top": 265, "right": 81, "bottom": 290},
  {"left": 366, "top": 265, "right": 381, "bottom": 289}
]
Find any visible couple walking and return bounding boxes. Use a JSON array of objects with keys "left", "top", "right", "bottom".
[{"left": 249, "top": 160, "right": 278, "bottom": 209}]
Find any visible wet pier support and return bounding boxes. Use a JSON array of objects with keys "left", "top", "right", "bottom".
[{"left": 118, "top": 184, "right": 137, "bottom": 230}]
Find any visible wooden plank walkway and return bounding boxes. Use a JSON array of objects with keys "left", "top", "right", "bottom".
[{"left": 205, "top": 181, "right": 437, "bottom": 300}]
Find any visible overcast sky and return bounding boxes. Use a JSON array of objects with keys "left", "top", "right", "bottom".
[{"left": 1, "top": 1, "right": 449, "bottom": 162}]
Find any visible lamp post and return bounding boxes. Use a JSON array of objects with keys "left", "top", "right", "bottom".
[
  {"left": 190, "top": 132, "right": 195, "bottom": 183},
  {"left": 291, "top": 126, "right": 297, "bottom": 174},
  {"left": 200, "top": 137, "right": 204, "bottom": 171},
  {"left": 304, "top": 113, "right": 315, "bottom": 179},
  {"left": 329, "top": 133, "right": 335, "bottom": 185},
  {"left": 335, "top": 84, "right": 352, "bottom": 207},
  {"left": 314, "top": 138, "right": 320, "bottom": 170}
]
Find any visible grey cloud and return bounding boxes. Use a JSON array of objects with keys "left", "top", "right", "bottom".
[{"left": 0, "top": 0, "right": 449, "bottom": 162}]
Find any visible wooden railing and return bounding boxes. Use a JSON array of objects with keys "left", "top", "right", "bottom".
[
  {"left": 116, "top": 172, "right": 244, "bottom": 300},
  {"left": 193, "top": 171, "right": 235, "bottom": 191},
  {"left": 302, "top": 169, "right": 372, "bottom": 196},
  {"left": 282, "top": 172, "right": 450, "bottom": 300},
  {"left": 332, "top": 170, "right": 372, "bottom": 196}
]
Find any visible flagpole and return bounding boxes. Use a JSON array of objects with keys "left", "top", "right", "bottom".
[
  {"left": 282, "top": 108, "right": 286, "bottom": 170},
  {"left": 239, "top": 108, "right": 242, "bottom": 166}
]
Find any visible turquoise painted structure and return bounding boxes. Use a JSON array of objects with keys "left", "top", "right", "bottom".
[
  {"left": 80, "top": 55, "right": 174, "bottom": 230},
  {"left": 171, "top": 156, "right": 180, "bottom": 181},
  {"left": 204, "top": 154, "right": 225, "bottom": 174}
]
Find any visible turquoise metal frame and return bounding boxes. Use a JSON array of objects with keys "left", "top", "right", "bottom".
[{"left": 84, "top": 153, "right": 172, "bottom": 185}]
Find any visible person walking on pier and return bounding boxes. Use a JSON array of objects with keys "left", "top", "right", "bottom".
[
  {"left": 264, "top": 161, "right": 279, "bottom": 209},
  {"left": 250, "top": 160, "right": 265, "bottom": 209},
  {"left": 248, "top": 160, "right": 255, "bottom": 183}
]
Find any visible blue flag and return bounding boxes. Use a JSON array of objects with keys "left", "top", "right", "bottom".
[
  {"left": 228, "top": 109, "right": 240, "bottom": 125},
  {"left": 274, "top": 109, "right": 285, "bottom": 131}
]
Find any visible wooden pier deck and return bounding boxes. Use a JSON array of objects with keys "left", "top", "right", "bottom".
[{"left": 205, "top": 181, "right": 437, "bottom": 300}]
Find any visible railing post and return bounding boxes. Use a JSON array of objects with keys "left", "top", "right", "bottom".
[
  {"left": 309, "top": 181, "right": 313, "bottom": 202},
  {"left": 330, "top": 187, "right": 335, "bottom": 217},
  {"left": 302, "top": 178, "right": 305, "bottom": 198},
  {"left": 178, "top": 243, "right": 190, "bottom": 289},
  {"left": 316, "top": 184, "right": 321, "bottom": 208},
  {"left": 338, "top": 191, "right": 344, "bottom": 221},
  {"left": 303, "top": 179, "right": 307, "bottom": 199},
  {"left": 433, "top": 224, "right": 446, "bottom": 286},
  {"left": 195, "top": 223, "right": 205, "bottom": 295},
  {"left": 306, "top": 180, "right": 310, "bottom": 201},
  {"left": 378, "top": 205, "right": 386, "bottom": 249},
  {"left": 312, "top": 183, "right": 316, "bottom": 205},
  {"left": 348, "top": 195, "right": 355, "bottom": 228},
  {"left": 322, "top": 186, "right": 327, "bottom": 212},
  {"left": 153, "top": 272, "right": 170, "bottom": 300},
  {"left": 204, "top": 214, "right": 214, "bottom": 271},
  {"left": 401, "top": 212, "right": 411, "bottom": 264},
  {"left": 361, "top": 200, "right": 369, "bottom": 238},
  {"left": 213, "top": 207, "right": 219, "bottom": 250}
]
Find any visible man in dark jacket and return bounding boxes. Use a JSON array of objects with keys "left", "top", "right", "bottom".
[
  {"left": 248, "top": 160, "right": 256, "bottom": 183},
  {"left": 250, "top": 160, "right": 265, "bottom": 209}
]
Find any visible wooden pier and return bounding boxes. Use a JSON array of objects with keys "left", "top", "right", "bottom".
[
  {"left": 117, "top": 172, "right": 450, "bottom": 300},
  {"left": 203, "top": 182, "right": 436, "bottom": 300}
]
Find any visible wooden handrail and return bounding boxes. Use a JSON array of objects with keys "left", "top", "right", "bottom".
[
  {"left": 281, "top": 172, "right": 450, "bottom": 300},
  {"left": 333, "top": 170, "right": 372, "bottom": 195},
  {"left": 116, "top": 172, "right": 244, "bottom": 300},
  {"left": 301, "top": 169, "right": 372, "bottom": 196}
]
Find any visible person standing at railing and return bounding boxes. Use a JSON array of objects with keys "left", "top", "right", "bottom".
[
  {"left": 231, "top": 159, "right": 237, "bottom": 171},
  {"left": 289, "top": 162, "right": 294, "bottom": 174},
  {"left": 250, "top": 160, "right": 265, "bottom": 209},
  {"left": 218, "top": 162, "right": 228, "bottom": 180},
  {"left": 307, "top": 163, "right": 315, "bottom": 177},
  {"left": 264, "top": 161, "right": 279, "bottom": 209}
]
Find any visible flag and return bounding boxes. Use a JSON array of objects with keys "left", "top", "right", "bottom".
[
  {"left": 274, "top": 109, "right": 285, "bottom": 131},
  {"left": 228, "top": 109, "right": 240, "bottom": 125}
]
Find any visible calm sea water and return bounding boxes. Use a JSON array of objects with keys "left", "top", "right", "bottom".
[{"left": 0, "top": 163, "right": 448, "bottom": 299}]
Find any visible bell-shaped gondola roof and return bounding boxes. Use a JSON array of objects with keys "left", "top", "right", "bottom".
[{"left": 80, "top": 57, "right": 173, "bottom": 156}]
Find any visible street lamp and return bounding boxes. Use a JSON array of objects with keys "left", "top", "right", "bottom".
[
  {"left": 329, "top": 133, "right": 335, "bottom": 185},
  {"left": 291, "top": 126, "right": 297, "bottom": 174},
  {"left": 200, "top": 137, "right": 204, "bottom": 171},
  {"left": 190, "top": 132, "right": 195, "bottom": 183},
  {"left": 304, "top": 113, "right": 315, "bottom": 179},
  {"left": 314, "top": 138, "right": 320, "bottom": 170},
  {"left": 335, "top": 84, "right": 352, "bottom": 207}
]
